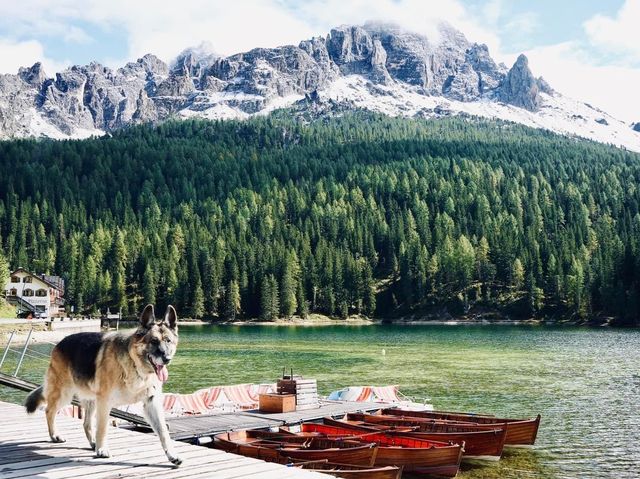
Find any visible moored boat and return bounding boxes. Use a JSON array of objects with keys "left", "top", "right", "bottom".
[
  {"left": 285, "top": 422, "right": 464, "bottom": 477},
  {"left": 289, "top": 460, "right": 402, "bottom": 479},
  {"left": 330, "top": 414, "right": 507, "bottom": 461},
  {"left": 213, "top": 430, "right": 378, "bottom": 466},
  {"left": 382, "top": 408, "right": 541, "bottom": 446}
]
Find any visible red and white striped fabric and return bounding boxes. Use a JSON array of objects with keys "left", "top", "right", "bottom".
[
  {"left": 195, "top": 386, "right": 223, "bottom": 409},
  {"left": 222, "top": 384, "right": 257, "bottom": 409},
  {"left": 356, "top": 386, "right": 373, "bottom": 402},
  {"left": 372, "top": 385, "right": 401, "bottom": 402},
  {"left": 64, "top": 383, "right": 278, "bottom": 420}
]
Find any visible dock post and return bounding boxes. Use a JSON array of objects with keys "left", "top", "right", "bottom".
[
  {"left": 0, "top": 331, "right": 15, "bottom": 369},
  {"left": 14, "top": 328, "right": 33, "bottom": 377}
]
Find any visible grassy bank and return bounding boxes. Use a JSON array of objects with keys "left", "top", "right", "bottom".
[{"left": 0, "top": 300, "right": 16, "bottom": 318}]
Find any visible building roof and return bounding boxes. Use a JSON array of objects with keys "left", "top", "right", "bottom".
[{"left": 10, "top": 268, "right": 65, "bottom": 292}]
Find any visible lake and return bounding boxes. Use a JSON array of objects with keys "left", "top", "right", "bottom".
[{"left": 2, "top": 324, "right": 638, "bottom": 478}]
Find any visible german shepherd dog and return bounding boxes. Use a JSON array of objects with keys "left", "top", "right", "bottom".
[{"left": 25, "top": 304, "right": 182, "bottom": 466}]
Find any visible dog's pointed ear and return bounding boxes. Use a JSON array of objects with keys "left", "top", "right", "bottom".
[
  {"left": 164, "top": 305, "right": 178, "bottom": 331},
  {"left": 140, "top": 304, "right": 155, "bottom": 329}
]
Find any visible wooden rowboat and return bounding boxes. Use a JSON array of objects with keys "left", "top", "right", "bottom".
[
  {"left": 213, "top": 430, "right": 378, "bottom": 466},
  {"left": 331, "top": 414, "right": 507, "bottom": 461},
  {"left": 285, "top": 423, "right": 463, "bottom": 477},
  {"left": 382, "top": 408, "right": 541, "bottom": 446},
  {"left": 290, "top": 460, "right": 402, "bottom": 479}
]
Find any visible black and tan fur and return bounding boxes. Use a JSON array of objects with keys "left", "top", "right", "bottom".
[{"left": 25, "top": 304, "right": 182, "bottom": 465}]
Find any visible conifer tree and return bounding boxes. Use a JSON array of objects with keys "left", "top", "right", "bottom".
[
  {"left": 142, "top": 263, "right": 156, "bottom": 306},
  {"left": 511, "top": 258, "right": 525, "bottom": 289},
  {"left": 223, "top": 280, "right": 241, "bottom": 321},
  {"left": 281, "top": 253, "right": 299, "bottom": 318},
  {"left": 191, "top": 277, "right": 205, "bottom": 319},
  {"left": 0, "top": 249, "right": 9, "bottom": 290}
]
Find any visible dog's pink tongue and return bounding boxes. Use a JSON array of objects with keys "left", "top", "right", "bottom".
[{"left": 155, "top": 364, "right": 168, "bottom": 382}]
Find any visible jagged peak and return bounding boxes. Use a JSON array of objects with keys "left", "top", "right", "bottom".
[
  {"left": 514, "top": 53, "right": 529, "bottom": 66},
  {"left": 537, "top": 76, "right": 554, "bottom": 95},
  {"left": 173, "top": 42, "right": 219, "bottom": 71},
  {"left": 498, "top": 53, "right": 544, "bottom": 111},
  {"left": 1, "top": 22, "right": 638, "bottom": 153},
  {"left": 18, "top": 62, "right": 47, "bottom": 87},
  {"left": 436, "top": 21, "right": 470, "bottom": 44}
]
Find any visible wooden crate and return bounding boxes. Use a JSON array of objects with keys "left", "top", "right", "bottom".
[
  {"left": 259, "top": 393, "right": 296, "bottom": 413},
  {"left": 277, "top": 378, "right": 320, "bottom": 410},
  {"left": 277, "top": 379, "right": 298, "bottom": 395}
]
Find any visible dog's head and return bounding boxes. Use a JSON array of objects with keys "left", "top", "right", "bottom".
[{"left": 133, "top": 304, "right": 179, "bottom": 383}]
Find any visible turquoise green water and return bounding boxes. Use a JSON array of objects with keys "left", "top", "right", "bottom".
[{"left": 2, "top": 324, "right": 639, "bottom": 478}]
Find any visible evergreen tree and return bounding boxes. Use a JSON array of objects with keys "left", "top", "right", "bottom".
[
  {"left": 511, "top": 258, "right": 525, "bottom": 289},
  {"left": 223, "top": 280, "right": 241, "bottom": 321},
  {"left": 0, "top": 248, "right": 9, "bottom": 289},
  {"left": 260, "top": 275, "right": 280, "bottom": 320},
  {"left": 191, "top": 277, "right": 205, "bottom": 318},
  {"left": 142, "top": 263, "right": 156, "bottom": 306},
  {"left": 280, "top": 253, "right": 298, "bottom": 318}
]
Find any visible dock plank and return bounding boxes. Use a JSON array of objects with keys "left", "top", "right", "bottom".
[
  {"left": 0, "top": 401, "right": 328, "bottom": 478},
  {"left": 164, "top": 399, "right": 388, "bottom": 440}
]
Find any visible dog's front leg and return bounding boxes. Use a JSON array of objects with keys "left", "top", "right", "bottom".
[
  {"left": 143, "top": 393, "right": 182, "bottom": 466},
  {"left": 94, "top": 397, "right": 111, "bottom": 458}
]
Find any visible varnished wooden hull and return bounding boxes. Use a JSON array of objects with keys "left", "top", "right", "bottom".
[
  {"left": 293, "top": 462, "right": 402, "bottom": 479},
  {"left": 332, "top": 415, "right": 507, "bottom": 460},
  {"left": 383, "top": 408, "right": 541, "bottom": 446},
  {"left": 298, "top": 423, "right": 463, "bottom": 477},
  {"left": 213, "top": 431, "right": 378, "bottom": 466}
]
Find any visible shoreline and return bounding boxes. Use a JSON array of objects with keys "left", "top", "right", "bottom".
[
  {"left": 222, "top": 318, "right": 606, "bottom": 327},
  {"left": 0, "top": 314, "right": 613, "bottom": 345}
]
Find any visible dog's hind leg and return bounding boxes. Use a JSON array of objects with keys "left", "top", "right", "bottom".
[
  {"left": 94, "top": 397, "right": 112, "bottom": 458},
  {"left": 143, "top": 393, "right": 182, "bottom": 466},
  {"left": 82, "top": 400, "right": 96, "bottom": 450},
  {"left": 44, "top": 385, "right": 73, "bottom": 443}
]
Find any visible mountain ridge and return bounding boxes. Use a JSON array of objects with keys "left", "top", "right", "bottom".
[{"left": 1, "top": 22, "right": 639, "bottom": 151}]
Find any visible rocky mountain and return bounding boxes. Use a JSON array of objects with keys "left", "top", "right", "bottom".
[{"left": 1, "top": 22, "right": 639, "bottom": 151}]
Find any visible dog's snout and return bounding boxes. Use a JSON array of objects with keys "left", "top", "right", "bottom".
[{"left": 162, "top": 355, "right": 172, "bottom": 364}]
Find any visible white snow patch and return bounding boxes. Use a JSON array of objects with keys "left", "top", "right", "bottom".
[
  {"left": 258, "top": 93, "right": 304, "bottom": 115},
  {"left": 27, "top": 109, "right": 103, "bottom": 140},
  {"left": 179, "top": 90, "right": 302, "bottom": 120},
  {"left": 179, "top": 102, "right": 248, "bottom": 121},
  {"left": 12, "top": 75, "right": 640, "bottom": 151},
  {"left": 68, "top": 126, "right": 104, "bottom": 140},
  {"left": 28, "top": 109, "right": 69, "bottom": 139},
  {"left": 319, "top": 76, "right": 640, "bottom": 152}
]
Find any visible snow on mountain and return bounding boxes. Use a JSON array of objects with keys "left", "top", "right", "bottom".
[
  {"left": 314, "top": 75, "right": 640, "bottom": 152},
  {"left": 0, "top": 22, "right": 639, "bottom": 152}
]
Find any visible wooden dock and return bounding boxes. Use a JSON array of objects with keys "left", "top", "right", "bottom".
[
  {"left": 165, "top": 400, "right": 388, "bottom": 441},
  {"left": 0, "top": 401, "right": 329, "bottom": 478}
]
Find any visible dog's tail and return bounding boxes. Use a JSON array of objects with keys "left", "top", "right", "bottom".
[{"left": 25, "top": 386, "right": 45, "bottom": 413}]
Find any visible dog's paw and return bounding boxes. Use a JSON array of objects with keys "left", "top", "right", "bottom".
[
  {"left": 89, "top": 441, "right": 96, "bottom": 450},
  {"left": 168, "top": 454, "right": 183, "bottom": 467},
  {"left": 50, "top": 435, "right": 66, "bottom": 443},
  {"left": 95, "top": 448, "right": 111, "bottom": 458}
]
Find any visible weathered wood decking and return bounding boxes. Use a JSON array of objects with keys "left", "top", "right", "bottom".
[
  {"left": 0, "top": 401, "right": 329, "bottom": 478},
  {"left": 165, "top": 400, "right": 387, "bottom": 441}
]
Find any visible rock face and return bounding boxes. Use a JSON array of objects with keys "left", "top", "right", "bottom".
[
  {"left": 498, "top": 54, "right": 543, "bottom": 111},
  {"left": 0, "top": 22, "right": 540, "bottom": 139},
  {"left": 0, "top": 21, "right": 632, "bottom": 148}
]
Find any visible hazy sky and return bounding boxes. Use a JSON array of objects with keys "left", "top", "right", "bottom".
[{"left": 0, "top": 0, "right": 638, "bottom": 121}]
